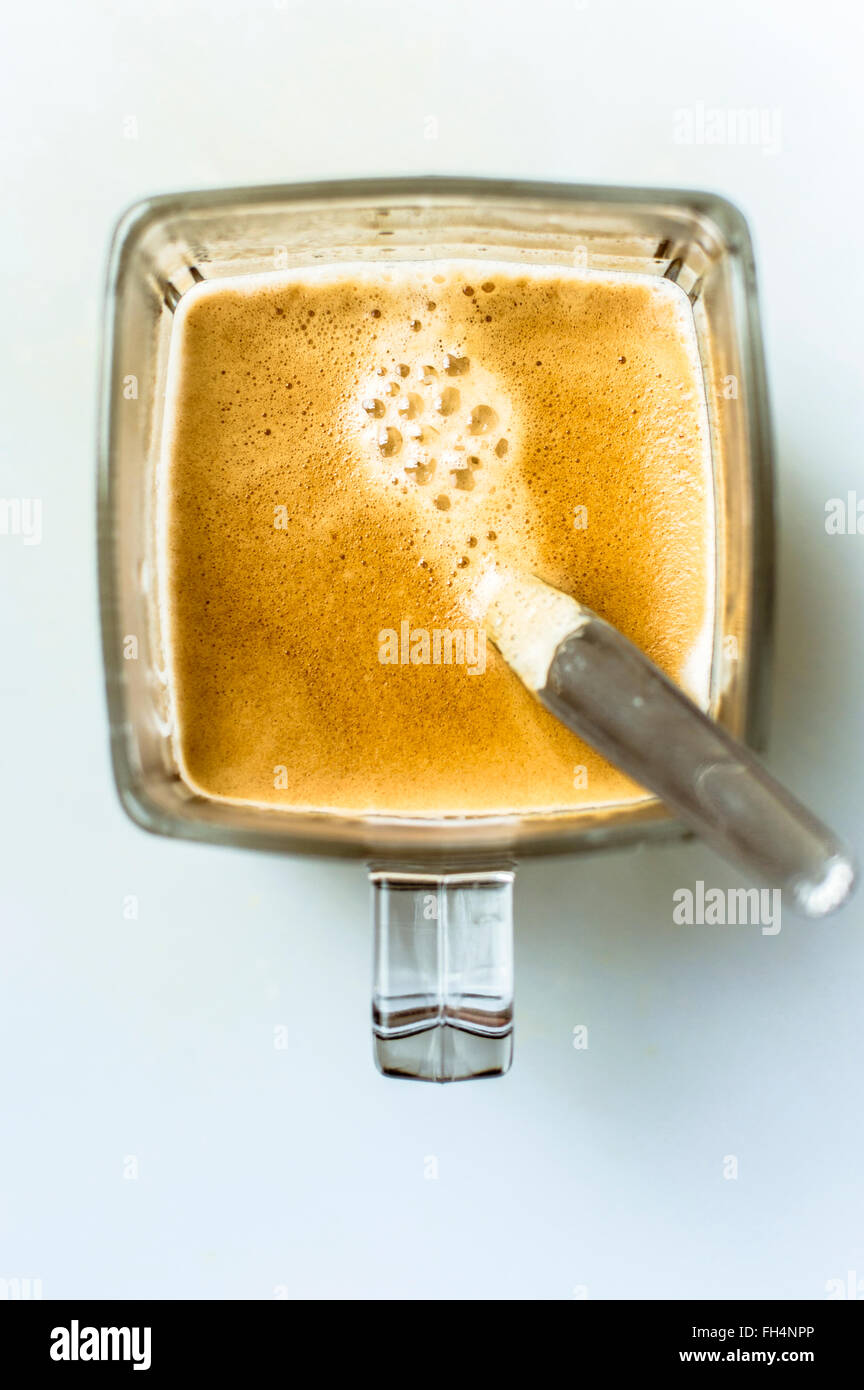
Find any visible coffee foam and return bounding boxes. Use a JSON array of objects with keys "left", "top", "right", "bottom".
[{"left": 158, "top": 260, "right": 714, "bottom": 816}]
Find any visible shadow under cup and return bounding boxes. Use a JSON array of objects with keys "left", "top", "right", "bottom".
[{"left": 98, "top": 177, "right": 775, "bottom": 1082}]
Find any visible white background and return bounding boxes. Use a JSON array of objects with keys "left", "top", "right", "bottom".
[{"left": 1, "top": 0, "right": 862, "bottom": 1300}]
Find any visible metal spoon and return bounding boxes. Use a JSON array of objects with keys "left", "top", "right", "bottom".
[{"left": 481, "top": 568, "right": 856, "bottom": 917}]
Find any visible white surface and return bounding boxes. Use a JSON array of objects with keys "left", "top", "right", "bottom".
[{"left": 1, "top": 0, "right": 863, "bottom": 1301}]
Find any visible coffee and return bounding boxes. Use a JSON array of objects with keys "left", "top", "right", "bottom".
[{"left": 158, "top": 261, "right": 713, "bottom": 815}]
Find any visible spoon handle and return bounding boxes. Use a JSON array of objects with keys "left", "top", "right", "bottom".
[{"left": 539, "top": 613, "right": 856, "bottom": 917}]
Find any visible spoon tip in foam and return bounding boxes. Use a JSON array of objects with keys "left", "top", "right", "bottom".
[{"left": 468, "top": 562, "right": 589, "bottom": 691}]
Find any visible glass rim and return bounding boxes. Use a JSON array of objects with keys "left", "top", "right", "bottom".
[{"left": 98, "top": 175, "right": 775, "bottom": 861}]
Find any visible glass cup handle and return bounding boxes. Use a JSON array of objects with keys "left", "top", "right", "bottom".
[{"left": 370, "top": 869, "right": 514, "bottom": 1082}]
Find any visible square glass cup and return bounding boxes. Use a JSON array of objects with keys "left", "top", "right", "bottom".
[{"left": 98, "top": 177, "right": 775, "bottom": 1080}]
